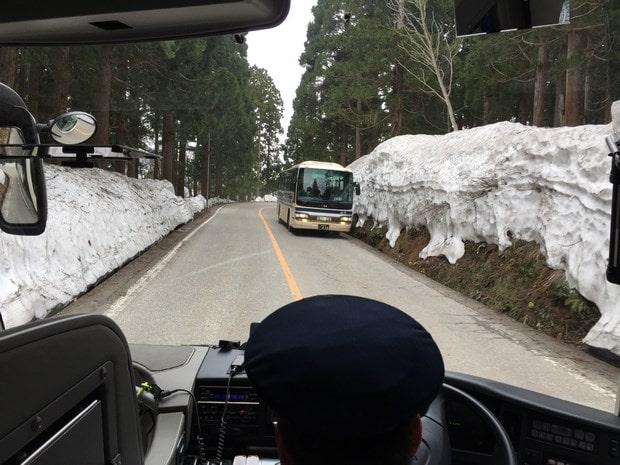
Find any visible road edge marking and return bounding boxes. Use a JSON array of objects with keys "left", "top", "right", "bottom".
[{"left": 104, "top": 205, "right": 226, "bottom": 319}]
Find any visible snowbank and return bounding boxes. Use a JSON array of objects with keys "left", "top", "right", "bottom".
[
  {"left": 0, "top": 166, "right": 206, "bottom": 328},
  {"left": 350, "top": 121, "right": 620, "bottom": 356}
]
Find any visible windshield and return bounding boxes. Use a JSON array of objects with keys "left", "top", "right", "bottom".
[
  {"left": 296, "top": 168, "right": 353, "bottom": 208},
  {"left": 0, "top": 0, "right": 619, "bottom": 417}
]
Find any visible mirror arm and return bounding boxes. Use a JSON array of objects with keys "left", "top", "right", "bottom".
[
  {"left": 606, "top": 135, "right": 620, "bottom": 285},
  {"left": 36, "top": 122, "right": 51, "bottom": 133}
]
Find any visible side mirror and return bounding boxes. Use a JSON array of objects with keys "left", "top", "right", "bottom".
[
  {"left": 40, "top": 111, "right": 97, "bottom": 145},
  {"left": 354, "top": 182, "right": 361, "bottom": 195},
  {"left": 453, "top": 0, "right": 570, "bottom": 37},
  {"left": 0, "top": 157, "right": 47, "bottom": 236}
]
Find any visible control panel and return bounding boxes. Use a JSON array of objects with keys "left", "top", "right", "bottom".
[
  {"left": 518, "top": 414, "right": 620, "bottom": 465},
  {"left": 195, "top": 347, "right": 276, "bottom": 457}
]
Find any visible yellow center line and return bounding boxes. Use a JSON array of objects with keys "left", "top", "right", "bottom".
[{"left": 259, "top": 207, "right": 303, "bottom": 301}]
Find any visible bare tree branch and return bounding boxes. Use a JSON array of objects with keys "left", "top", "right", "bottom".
[{"left": 386, "top": 0, "right": 461, "bottom": 131}]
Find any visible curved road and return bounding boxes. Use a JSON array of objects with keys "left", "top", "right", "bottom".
[{"left": 60, "top": 202, "right": 620, "bottom": 413}]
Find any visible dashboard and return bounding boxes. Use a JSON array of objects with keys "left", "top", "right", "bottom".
[
  {"left": 443, "top": 372, "right": 620, "bottom": 465},
  {"left": 130, "top": 343, "right": 620, "bottom": 465}
]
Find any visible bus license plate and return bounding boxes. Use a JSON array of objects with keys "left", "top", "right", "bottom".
[{"left": 318, "top": 224, "right": 330, "bottom": 231}]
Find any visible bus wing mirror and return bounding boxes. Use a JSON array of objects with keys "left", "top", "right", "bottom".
[
  {"left": 41, "top": 111, "right": 98, "bottom": 145},
  {"left": 0, "top": 157, "right": 47, "bottom": 235},
  {"left": 354, "top": 182, "right": 361, "bottom": 195}
]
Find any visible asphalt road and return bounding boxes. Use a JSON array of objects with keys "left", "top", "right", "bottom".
[{"left": 59, "top": 202, "right": 620, "bottom": 413}]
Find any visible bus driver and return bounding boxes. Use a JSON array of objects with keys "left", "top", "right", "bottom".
[{"left": 244, "top": 294, "right": 445, "bottom": 465}]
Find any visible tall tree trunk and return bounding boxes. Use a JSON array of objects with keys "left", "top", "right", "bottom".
[
  {"left": 483, "top": 92, "right": 490, "bottom": 125},
  {"left": 391, "top": 63, "right": 404, "bottom": 136},
  {"left": 355, "top": 99, "right": 362, "bottom": 159},
  {"left": 199, "top": 133, "right": 210, "bottom": 201},
  {"left": 114, "top": 113, "right": 129, "bottom": 175},
  {"left": 153, "top": 116, "right": 161, "bottom": 180},
  {"left": 532, "top": 42, "right": 548, "bottom": 127},
  {"left": 554, "top": 69, "right": 566, "bottom": 127},
  {"left": 336, "top": 123, "right": 347, "bottom": 166},
  {"left": 565, "top": 29, "right": 585, "bottom": 126},
  {"left": 0, "top": 48, "right": 17, "bottom": 89},
  {"left": 438, "top": 74, "right": 458, "bottom": 131},
  {"left": 367, "top": 123, "right": 379, "bottom": 155},
  {"left": 517, "top": 93, "right": 529, "bottom": 125},
  {"left": 51, "top": 48, "right": 70, "bottom": 115},
  {"left": 584, "top": 33, "right": 594, "bottom": 123},
  {"left": 176, "top": 142, "right": 186, "bottom": 197},
  {"left": 92, "top": 46, "right": 113, "bottom": 169},
  {"left": 26, "top": 63, "right": 41, "bottom": 119},
  {"left": 554, "top": 84, "right": 566, "bottom": 127},
  {"left": 93, "top": 46, "right": 113, "bottom": 145},
  {"left": 603, "top": 57, "right": 611, "bottom": 123},
  {"left": 161, "top": 110, "right": 176, "bottom": 186},
  {"left": 214, "top": 151, "right": 223, "bottom": 197},
  {"left": 391, "top": 0, "right": 406, "bottom": 136},
  {"left": 255, "top": 140, "right": 262, "bottom": 197}
]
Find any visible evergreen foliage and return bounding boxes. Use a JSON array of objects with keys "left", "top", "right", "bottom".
[{"left": 0, "top": 0, "right": 615, "bottom": 196}]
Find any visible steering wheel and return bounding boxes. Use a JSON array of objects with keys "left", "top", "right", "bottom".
[{"left": 414, "top": 384, "right": 518, "bottom": 465}]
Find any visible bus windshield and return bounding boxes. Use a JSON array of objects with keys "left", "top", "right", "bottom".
[{"left": 296, "top": 168, "right": 353, "bottom": 209}]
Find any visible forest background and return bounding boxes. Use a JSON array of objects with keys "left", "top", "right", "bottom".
[{"left": 0, "top": 0, "right": 616, "bottom": 202}]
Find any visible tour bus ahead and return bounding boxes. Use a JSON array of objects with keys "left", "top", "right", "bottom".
[{"left": 276, "top": 161, "right": 360, "bottom": 234}]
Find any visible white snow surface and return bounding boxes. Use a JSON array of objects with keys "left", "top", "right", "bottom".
[
  {"left": 1, "top": 119, "right": 619, "bottom": 356},
  {"left": 0, "top": 166, "right": 206, "bottom": 328},
  {"left": 349, "top": 121, "right": 620, "bottom": 355}
]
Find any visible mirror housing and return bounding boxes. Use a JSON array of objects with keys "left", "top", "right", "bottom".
[
  {"left": 38, "top": 112, "right": 98, "bottom": 145},
  {"left": 0, "top": 157, "right": 47, "bottom": 236}
]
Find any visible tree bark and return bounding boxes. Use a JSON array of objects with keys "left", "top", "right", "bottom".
[
  {"left": 336, "top": 122, "right": 347, "bottom": 166},
  {"left": 532, "top": 42, "right": 548, "bottom": 127},
  {"left": 565, "top": 29, "right": 585, "bottom": 126},
  {"left": 161, "top": 110, "right": 176, "bottom": 186},
  {"left": 517, "top": 93, "right": 529, "bottom": 125},
  {"left": 153, "top": 117, "right": 161, "bottom": 180},
  {"left": 51, "top": 48, "right": 70, "bottom": 116},
  {"left": 93, "top": 46, "right": 113, "bottom": 145},
  {"left": 0, "top": 48, "right": 17, "bottom": 89},
  {"left": 91, "top": 46, "right": 113, "bottom": 169},
  {"left": 214, "top": 151, "right": 223, "bottom": 197},
  {"left": 26, "top": 63, "right": 41, "bottom": 119},
  {"left": 603, "top": 58, "right": 611, "bottom": 123},
  {"left": 355, "top": 99, "right": 362, "bottom": 159},
  {"left": 199, "top": 134, "right": 210, "bottom": 201},
  {"left": 176, "top": 142, "right": 186, "bottom": 197},
  {"left": 391, "top": 0, "right": 405, "bottom": 136},
  {"left": 483, "top": 92, "right": 490, "bottom": 125},
  {"left": 113, "top": 113, "right": 129, "bottom": 175}
]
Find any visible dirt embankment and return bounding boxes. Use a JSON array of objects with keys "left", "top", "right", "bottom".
[{"left": 350, "top": 220, "right": 601, "bottom": 347}]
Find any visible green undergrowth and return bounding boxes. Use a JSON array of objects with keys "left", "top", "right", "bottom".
[{"left": 351, "top": 219, "right": 600, "bottom": 345}]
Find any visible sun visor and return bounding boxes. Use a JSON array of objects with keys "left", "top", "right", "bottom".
[{"left": 0, "top": 0, "right": 290, "bottom": 44}]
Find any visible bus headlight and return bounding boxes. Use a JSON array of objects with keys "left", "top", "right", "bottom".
[
  {"left": 295, "top": 213, "right": 309, "bottom": 220},
  {"left": 339, "top": 216, "right": 352, "bottom": 223}
]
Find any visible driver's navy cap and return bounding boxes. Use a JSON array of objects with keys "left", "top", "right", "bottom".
[{"left": 244, "top": 294, "right": 445, "bottom": 438}]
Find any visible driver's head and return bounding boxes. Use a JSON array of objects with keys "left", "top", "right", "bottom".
[{"left": 244, "top": 295, "right": 445, "bottom": 465}]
